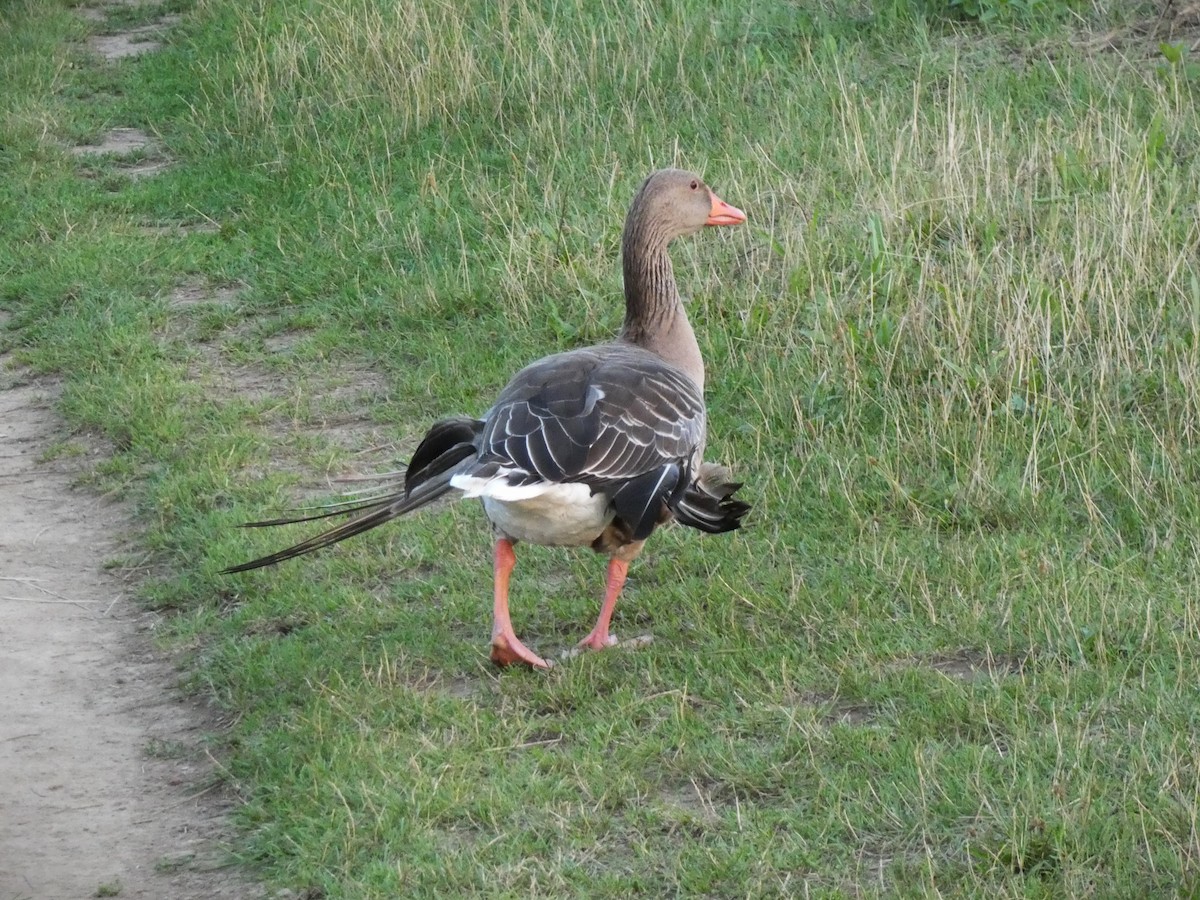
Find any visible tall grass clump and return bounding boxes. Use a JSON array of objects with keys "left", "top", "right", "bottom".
[{"left": 739, "top": 63, "right": 1200, "bottom": 552}]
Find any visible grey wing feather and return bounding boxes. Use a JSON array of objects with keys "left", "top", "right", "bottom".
[{"left": 476, "top": 346, "right": 705, "bottom": 487}]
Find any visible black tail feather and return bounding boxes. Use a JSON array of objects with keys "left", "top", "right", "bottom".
[
  {"left": 222, "top": 416, "right": 482, "bottom": 574},
  {"left": 220, "top": 478, "right": 456, "bottom": 574},
  {"left": 673, "top": 463, "right": 751, "bottom": 534},
  {"left": 237, "top": 493, "right": 404, "bottom": 529},
  {"left": 405, "top": 416, "right": 483, "bottom": 494}
]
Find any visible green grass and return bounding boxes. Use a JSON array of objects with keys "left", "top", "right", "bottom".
[{"left": 4, "top": 0, "right": 1200, "bottom": 895}]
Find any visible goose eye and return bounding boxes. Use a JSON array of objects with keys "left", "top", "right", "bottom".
[{"left": 689, "top": 179, "right": 699, "bottom": 191}]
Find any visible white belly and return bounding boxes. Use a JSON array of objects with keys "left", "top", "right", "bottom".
[
  {"left": 482, "top": 488, "right": 612, "bottom": 546},
  {"left": 451, "top": 472, "right": 612, "bottom": 546}
]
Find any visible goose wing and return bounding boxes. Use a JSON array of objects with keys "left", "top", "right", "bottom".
[{"left": 465, "top": 346, "right": 705, "bottom": 539}]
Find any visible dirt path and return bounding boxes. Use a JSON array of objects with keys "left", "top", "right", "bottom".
[
  {"left": 0, "top": 6, "right": 261, "bottom": 898},
  {"left": 0, "top": 366, "right": 258, "bottom": 900}
]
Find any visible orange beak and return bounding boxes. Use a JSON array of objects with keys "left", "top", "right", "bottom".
[{"left": 706, "top": 191, "right": 747, "bottom": 227}]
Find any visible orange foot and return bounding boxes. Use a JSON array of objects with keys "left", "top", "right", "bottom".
[
  {"left": 577, "top": 630, "right": 620, "bottom": 652},
  {"left": 490, "top": 632, "right": 551, "bottom": 670}
]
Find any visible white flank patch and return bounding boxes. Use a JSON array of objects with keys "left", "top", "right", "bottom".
[{"left": 450, "top": 470, "right": 568, "bottom": 501}]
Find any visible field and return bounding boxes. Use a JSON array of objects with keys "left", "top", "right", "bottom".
[{"left": 3, "top": 0, "right": 1200, "bottom": 895}]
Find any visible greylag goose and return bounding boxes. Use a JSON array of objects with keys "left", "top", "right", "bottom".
[{"left": 223, "top": 168, "right": 750, "bottom": 669}]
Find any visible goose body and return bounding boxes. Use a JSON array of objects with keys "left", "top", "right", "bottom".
[
  {"left": 224, "top": 169, "right": 750, "bottom": 668},
  {"left": 455, "top": 343, "right": 706, "bottom": 544}
]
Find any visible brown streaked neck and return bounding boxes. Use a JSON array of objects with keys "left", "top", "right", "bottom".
[{"left": 617, "top": 211, "right": 705, "bottom": 392}]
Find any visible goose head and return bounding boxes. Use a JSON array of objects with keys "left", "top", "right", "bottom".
[{"left": 625, "top": 168, "right": 746, "bottom": 245}]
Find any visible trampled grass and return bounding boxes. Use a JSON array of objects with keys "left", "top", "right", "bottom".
[{"left": 3, "top": 0, "right": 1200, "bottom": 895}]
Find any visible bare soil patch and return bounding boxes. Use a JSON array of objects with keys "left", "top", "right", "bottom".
[
  {"left": 656, "top": 781, "right": 724, "bottom": 825},
  {"left": 0, "top": 2, "right": 267, "bottom": 894},
  {"left": 160, "top": 286, "right": 395, "bottom": 469},
  {"left": 1078, "top": 1, "right": 1200, "bottom": 58},
  {"left": 141, "top": 219, "right": 223, "bottom": 239},
  {"left": 0, "top": 364, "right": 260, "bottom": 900},
  {"left": 168, "top": 276, "right": 245, "bottom": 310},
  {"left": 69, "top": 126, "right": 155, "bottom": 156},
  {"left": 70, "top": 127, "right": 172, "bottom": 179},
  {"left": 83, "top": 13, "right": 182, "bottom": 61},
  {"left": 919, "top": 648, "right": 1026, "bottom": 682}
]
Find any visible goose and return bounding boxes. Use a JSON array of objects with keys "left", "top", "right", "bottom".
[{"left": 223, "top": 168, "right": 750, "bottom": 669}]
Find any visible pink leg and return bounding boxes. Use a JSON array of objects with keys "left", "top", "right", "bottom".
[
  {"left": 578, "top": 557, "right": 630, "bottom": 651},
  {"left": 489, "top": 539, "right": 550, "bottom": 669}
]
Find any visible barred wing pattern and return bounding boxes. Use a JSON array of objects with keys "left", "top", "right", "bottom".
[{"left": 471, "top": 346, "right": 706, "bottom": 540}]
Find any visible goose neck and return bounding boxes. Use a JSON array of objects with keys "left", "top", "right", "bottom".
[{"left": 618, "top": 224, "right": 704, "bottom": 391}]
